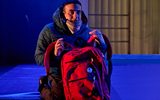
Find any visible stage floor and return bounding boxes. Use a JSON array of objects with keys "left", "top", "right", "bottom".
[{"left": 0, "top": 54, "right": 160, "bottom": 100}]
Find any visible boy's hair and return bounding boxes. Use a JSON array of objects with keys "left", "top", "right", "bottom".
[{"left": 62, "top": 0, "right": 82, "bottom": 8}]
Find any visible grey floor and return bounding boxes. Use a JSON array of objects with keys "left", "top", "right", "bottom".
[{"left": 0, "top": 54, "right": 160, "bottom": 100}]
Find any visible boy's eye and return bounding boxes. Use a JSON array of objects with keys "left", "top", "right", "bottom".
[
  {"left": 68, "top": 10, "right": 81, "bottom": 15},
  {"left": 69, "top": 10, "right": 74, "bottom": 15}
]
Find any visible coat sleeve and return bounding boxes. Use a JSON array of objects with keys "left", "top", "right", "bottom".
[
  {"left": 34, "top": 25, "right": 53, "bottom": 65},
  {"left": 102, "top": 34, "right": 112, "bottom": 83},
  {"left": 96, "top": 34, "right": 112, "bottom": 60}
]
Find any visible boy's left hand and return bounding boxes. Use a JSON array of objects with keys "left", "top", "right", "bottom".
[{"left": 89, "top": 29, "right": 106, "bottom": 45}]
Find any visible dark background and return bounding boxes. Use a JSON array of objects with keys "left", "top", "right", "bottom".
[{"left": 0, "top": 0, "right": 66, "bottom": 65}]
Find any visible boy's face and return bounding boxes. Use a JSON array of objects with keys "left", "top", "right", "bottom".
[{"left": 63, "top": 3, "right": 82, "bottom": 23}]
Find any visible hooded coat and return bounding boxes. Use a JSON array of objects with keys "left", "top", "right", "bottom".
[{"left": 34, "top": 4, "right": 108, "bottom": 78}]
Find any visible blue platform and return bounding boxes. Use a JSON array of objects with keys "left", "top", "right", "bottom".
[{"left": 0, "top": 54, "right": 160, "bottom": 100}]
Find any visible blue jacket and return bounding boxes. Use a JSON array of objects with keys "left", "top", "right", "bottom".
[{"left": 35, "top": 7, "right": 107, "bottom": 77}]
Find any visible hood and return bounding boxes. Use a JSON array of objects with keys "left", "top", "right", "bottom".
[{"left": 52, "top": 6, "right": 88, "bottom": 35}]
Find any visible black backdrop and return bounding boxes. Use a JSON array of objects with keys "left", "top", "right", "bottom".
[{"left": 0, "top": 0, "right": 66, "bottom": 65}]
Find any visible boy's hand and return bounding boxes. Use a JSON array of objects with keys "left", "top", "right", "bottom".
[
  {"left": 89, "top": 29, "right": 105, "bottom": 46},
  {"left": 54, "top": 38, "right": 64, "bottom": 56}
]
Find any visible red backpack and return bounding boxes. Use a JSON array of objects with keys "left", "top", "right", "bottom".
[
  {"left": 61, "top": 46, "right": 110, "bottom": 100},
  {"left": 44, "top": 36, "right": 112, "bottom": 100}
]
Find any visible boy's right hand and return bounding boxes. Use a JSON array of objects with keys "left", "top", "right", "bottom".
[{"left": 54, "top": 38, "right": 64, "bottom": 56}]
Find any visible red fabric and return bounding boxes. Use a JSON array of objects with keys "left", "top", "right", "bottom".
[
  {"left": 61, "top": 47, "right": 110, "bottom": 100},
  {"left": 43, "top": 34, "right": 112, "bottom": 99},
  {"left": 44, "top": 42, "right": 56, "bottom": 74}
]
